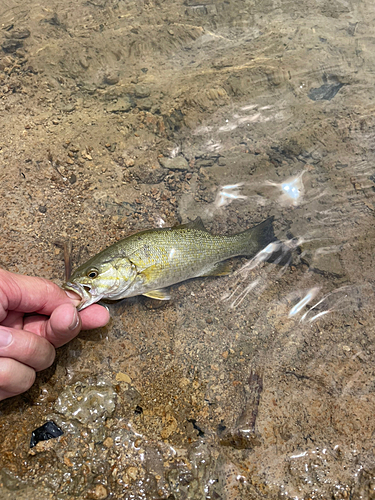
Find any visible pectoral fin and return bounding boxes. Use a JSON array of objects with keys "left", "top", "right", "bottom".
[
  {"left": 142, "top": 288, "right": 171, "bottom": 300},
  {"left": 199, "top": 261, "right": 232, "bottom": 277}
]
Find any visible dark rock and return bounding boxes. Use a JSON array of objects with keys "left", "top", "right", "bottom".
[
  {"left": 5, "top": 28, "right": 30, "bottom": 39},
  {"left": 196, "top": 159, "right": 215, "bottom": 167},
  {"left": 38, "top": 205, "right": 47, "bottom": 213},
  {"left": 2, "top": 39, "right": 23, "bottom": 53},
  {"left": 308, "top": 83, "right": 344, "bottom": 101},
  {"left": 30, "top": 421, "right": 63, "bottom": 448}
]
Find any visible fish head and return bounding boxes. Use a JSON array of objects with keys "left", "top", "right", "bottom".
[{"left": 63, "top": 257, "right": 137, "bottom": 311}]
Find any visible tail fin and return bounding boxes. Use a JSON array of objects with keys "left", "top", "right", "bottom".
[{"left": 242, "top": 216, "right": 276, "bottom": 257}]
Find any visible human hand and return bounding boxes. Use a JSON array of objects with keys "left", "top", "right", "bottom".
[{"left": 0, "top": 268, "right": 110, "bottom": 401}]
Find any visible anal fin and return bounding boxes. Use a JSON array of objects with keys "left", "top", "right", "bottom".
[
  {"left": 199, "top": 261, "right": 232, "bottom": 277},
  {"left": 142, "top": 288, "right": 171, "bottom": 300}
]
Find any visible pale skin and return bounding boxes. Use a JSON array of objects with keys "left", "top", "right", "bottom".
[{"left": 0, "top": 269, "right": 110, "bottom": 402}]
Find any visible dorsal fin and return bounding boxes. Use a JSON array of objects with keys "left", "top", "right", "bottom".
[{"left": 174, "top": 217, "right": 207, "bottom": 231}]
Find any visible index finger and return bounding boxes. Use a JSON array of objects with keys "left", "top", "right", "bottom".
[{"left": 0, "top": 269, "right": 80, "bottom": 320}]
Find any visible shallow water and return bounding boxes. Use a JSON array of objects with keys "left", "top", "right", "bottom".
[{"left": 1, "top": 0, "right": 375, "bottom": 498}]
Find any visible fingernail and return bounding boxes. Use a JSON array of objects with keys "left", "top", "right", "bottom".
[
  {"left": 68, "top": 310, "right": 80, "bottom": 331},
  {"left": 0, "top": 328, "right": 12, "bottom": 347}
]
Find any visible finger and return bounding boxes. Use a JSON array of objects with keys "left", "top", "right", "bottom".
[
  {"left": 45, "top": 303, "right": 81, "bottom": 348},
  {"left": 45, "top": 303, "right": 110, "bottom": 347},
  {"left": 0, "top": 357, "right": 36, "bottom": 401},
  {"left": 0, "top": 269, "right": 81, "bottom": 320},
  {"left": 1, "top": 310, "right": 24, "bottom": 329},
  {"left": 23, "top": 304, "right": 110, "bottom": 348},
  {"left": 79, "top": 304, "right": 110, "bottom": 331},
  {"left": 0, "top": 326, "right": 55, "bottom": 371}
]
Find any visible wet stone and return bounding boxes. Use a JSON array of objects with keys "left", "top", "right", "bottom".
[
  {"left": 107, "top": 97, "right": 132, "bottom": 113},
  {"left": 54, "top": 381, "right": 116, "bottom": 424},
  {"left": 5, "top": 27, "right": 30, "bottom": 39},
  {"left": 159, "top": 156, "right": 189, "bottom": 171},
  {"left": 30, "top": 420, "right": 64, "bottom": 448},
  {"left": 137, "top": 97, "right": 153, "bottom": 110},
  {"left": 1, "top": 39, "right": 23, "bottom": 53},
  {"left": 1, "top": 469, "right": 27, "bottom": 491},
  {"left": 196, "top": 159, "right": 215, "bottom": 167},
  {"left": 103, "top": 72, "right": 119, "bottom": 85},
  {"left": 132, "top": 164, "right": 167, "bottom": 184},
  {"left": 134, "top": 84, "right": 151, "bottom": 98},
  {"left": 308, "top": 82, "right": 344, "bottom": 101}
]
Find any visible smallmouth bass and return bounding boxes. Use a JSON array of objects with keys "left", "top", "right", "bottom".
[{"left": 63, "top": 217, "right": 276, "bottom": 311}]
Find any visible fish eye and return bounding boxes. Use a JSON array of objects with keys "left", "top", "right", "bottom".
[{"left": 87, "top": 269, "right": 98, "bottom": 279}]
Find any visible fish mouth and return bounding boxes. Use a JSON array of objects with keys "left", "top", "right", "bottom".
[{"left": 62, "top": 282, "right": 103, "bottom": 311}]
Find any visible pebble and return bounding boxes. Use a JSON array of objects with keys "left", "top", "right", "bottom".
[
  {"left": 159, "top": 156, "right": 188, "bottom": 171},
  {"left": 1, "top": 39, "right": 23, "bottom": 53},
  {"left": 103, "top": 72, "right": 119, "bottom": 85},
  {"left": 137, "top": 97, "right": 153, "bottom": 110},
  {"left": 126, "top": 467, "right": 138, "bottom": 481},
  {"left": 79, "top": 56, "right": 89, "bottom": 69},
  {"left": 107, "top": 97, "right": 132, "bottom": 113},
  {"left": 115, "top": 372, "right": 132, "bottom": 383},
  {"left": 5, "top": 27, "right": 30, "bottom": 39},
  {"left": 134, "top": 84, "right": 151, "bottom": 98},
  {"left": 103, "top": 437, "right": 114, "bottom": 448},
  {"left": 93, "top": 484, "right": 108, "bottom": 499}
]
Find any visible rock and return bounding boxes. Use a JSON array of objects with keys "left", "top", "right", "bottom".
[
  {"left": 196, "top": 159, "right": 215, "bottom": 167},
  {"left": 103, "top": 72, "right": 119, "bottom": 85},
  {"left": 159, "top": 156, "right": 189, "bottom": 171},
  {"left": 134, "top": 84, "right": 151, "bottom": 98},
  {"left": 137, "top": 97, "right": 153, "bottom": 110},
  {"left": 90, "top": 484, "right": 108, "bottom": 499},
  {"left": 30, "top": 421, "right": 63, "bottom": 448},
  {"left": 308, "top": 83, "right": 344, "bottom": 101},
  {"left": 5, "top": 28, "right": 30, "bottom": 39},
  {"left": 107, "top": 97, "right": 132, "bottom": 113},
  {"left": 61, "top": 103, "right": 76, "bottom": 112},
  {"left": 103, "top": 437, "right": 114, "bottom": 448},
  {"left": 54, "top": 381, "right": 116, "bottom": 424},
  {"left": 2, "top": 39, "right": 23, "bottom": 53},
  {"left": 79, "top": 56, "right": 89, "bottom": 69},
  {"left": 132, "top": 164, "right": 167, "bottom": 184},
  {"left": 115, "top": 372, "right": 132, "bottom": 383}
]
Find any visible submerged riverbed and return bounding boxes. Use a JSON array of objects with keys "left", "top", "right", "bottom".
[{"left": 1, "top": 0, "right": 375, "bottom": 498}]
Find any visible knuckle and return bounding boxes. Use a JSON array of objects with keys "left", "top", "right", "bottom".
[
  {"left": 24, "top": 334, "right": 55, "bottom": 370},
  {"left": 23, "top": 333, "right": 42, "bottom": 360},
  {"left": 0, "top": 358, "right": 36, "bottom": 394}
]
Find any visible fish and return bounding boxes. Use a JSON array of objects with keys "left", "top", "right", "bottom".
[{"left": 63, "top": 216, "right": 276, "bottom": 311}]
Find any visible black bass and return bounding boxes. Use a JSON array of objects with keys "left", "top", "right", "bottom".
[{"left": 63, "top": 217, "right": 275, "bottom": 311}]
